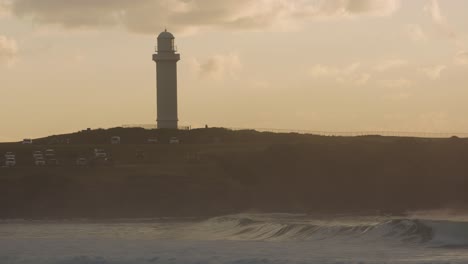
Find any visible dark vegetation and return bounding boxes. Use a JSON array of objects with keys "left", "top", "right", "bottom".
[{"left": 0, "top": 127, "right": 467, "bottom": 219}]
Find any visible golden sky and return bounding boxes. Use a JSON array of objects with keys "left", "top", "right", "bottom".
[{"left": 1, "top": 0, "right": 468, "bottom": 141}]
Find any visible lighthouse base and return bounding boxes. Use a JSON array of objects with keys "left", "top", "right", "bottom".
[{"left": 157, "top": 120, "right": 178, "bottom": 129}]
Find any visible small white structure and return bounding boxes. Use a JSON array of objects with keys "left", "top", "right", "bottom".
[
  {"left": 5, "top": 158, "right": 15, "bottom": 167},
  {"left": 111, "top": 136, "right": 121, "bottom": 145},
  {"left": 4, "top": 152, "right": 16, "bottom": 167},
  {"left": 45, "top": 149, "right": 55, "bottom": 157},
  {"left": 32, "top": 151, "right": 43, "bottom": 159},
  {"left": 35, "top": 157, "right": 46, "bottom": 166},
  {"left": 94, "top": 149, "right": 107, "bottom": 158},
  {"left": 169, "top": 137, "right": 180, "bottom": 144},
  {"left": 147, "top": 138, "right": 159, "bottom": 144},
  {"left": 4, "top": 152, "right": 15, "bottom": 159},
  {"left": 153, "top": 29, "right": 180, "bottom": 129}
]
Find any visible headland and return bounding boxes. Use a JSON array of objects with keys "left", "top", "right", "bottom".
[{"left": 1, "top": 127, "right": 467, "bottom": 219}]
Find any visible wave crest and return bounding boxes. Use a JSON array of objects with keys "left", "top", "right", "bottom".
[{"left": 187, "top": 214, "right": 468, "bottom": 247}]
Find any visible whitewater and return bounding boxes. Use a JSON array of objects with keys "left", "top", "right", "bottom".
[{"left": 1, "top": 214, "right": 468, "bottom": 264}]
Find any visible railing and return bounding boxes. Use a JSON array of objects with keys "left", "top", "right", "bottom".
[
  {"left": 122, "top": 124, "right": 190, "bottom": 130},
  {"left": 226, "top": 127, "right": 468, "bottom": 138},
  {"left": 121, "top": 124, "right": 468, "bottom": 138},
  {"left": 154, "top": 45, "right": 178, "bottom": 52}
]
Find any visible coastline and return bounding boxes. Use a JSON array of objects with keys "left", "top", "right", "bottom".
[{"left": 1, "top": 128, "right": 467, "bottom": 219}]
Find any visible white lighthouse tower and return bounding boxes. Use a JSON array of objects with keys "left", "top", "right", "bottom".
[{"left": 153, "top": 29, "right": 180, "bottom": 129}]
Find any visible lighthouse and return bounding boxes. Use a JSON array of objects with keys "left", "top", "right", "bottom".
[{"left": 153, "top": 29, "right": 180, "bottom": 129}]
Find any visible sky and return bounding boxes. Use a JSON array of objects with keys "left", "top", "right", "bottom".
[{"left": 1, "top": 0, "right": 468, "bottom": 141}]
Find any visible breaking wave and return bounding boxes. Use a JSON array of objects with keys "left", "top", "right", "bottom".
[
  {"left": 179, "top": 214, "right": 468, "bottom": 247},
  {"left": 2, "top": 214, "right": 468, "bottom": 264}
]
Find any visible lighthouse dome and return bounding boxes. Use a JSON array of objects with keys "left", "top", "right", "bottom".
[{"left": 158, "top": 30, "right": 174, "bottom": 39}]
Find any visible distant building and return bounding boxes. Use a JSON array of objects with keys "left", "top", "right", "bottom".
[{"left": 153, "top": 29, "right": 180, "bottom": 129}]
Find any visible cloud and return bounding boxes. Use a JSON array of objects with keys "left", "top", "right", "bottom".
[
  {"left": 406, "top": 24, "right": 427, "bottom": 42},
  {"left": 191, "top": 53, "right": 242, "bottom": 80},
  {"left": 425, "top": 0, "right": 443, "bottom": 24},
  {"left": 12, "top": 0, "right": 136, "bottom": 28},
  {"left": 0, "top": 1, "right": 10, "bottom": 18},
  {"left": 455, "top": 51, "right": 468, "bottom": 65},
  {"left": 350, "top": 73, "right": 371, "bottom": 86},
  {"left": 309, "top": 62, "right": 370, "bottom": 86},
  {"left": 309, "top": 64, "right": 338, "bottom": 77},
  {"left": 375, "top": 59, "right": 408, "bottom": 71},
  {"left": 8, "top": 0, "right": 401, "bottom": 34},
  {"left": 420, "top": 65, "right": 447, "bottom": 80},
  {"left": 309, "top": 62, "right": 360, "bottom": 77},
  {"left": 309, "top": 0, "right": 400, "bottom": 17},
  {"left": 424, "top": 0, "right": 456, "bottom": 39},
  {"left": 0, "top": 35, "right": 18, "bottom": 65}
]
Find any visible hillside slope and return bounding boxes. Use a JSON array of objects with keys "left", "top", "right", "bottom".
[{"left": 1, "top": 128, "right": 467, "bottom": 218}]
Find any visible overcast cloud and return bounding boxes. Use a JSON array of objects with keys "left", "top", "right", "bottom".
[
  {"left": 8, "top": 0, "right": 401, "bottom": 34},
  {"left": 191, "top": 53, "right": 242, "bottom": 80},
  {"left": 0, "top": 35, "right": 17, "bottom": 65},
  {"left": 455, "top": 51, "right": 468, "bottom": 65},
  {"left": 0, "top": 1, "right": 10, "bottom": 17},
  {"left": 424, "top": 0, "right": 457, "bottom": 39},
  {"left": 420, "top": 65, "right": 447, "bottom": 80}
]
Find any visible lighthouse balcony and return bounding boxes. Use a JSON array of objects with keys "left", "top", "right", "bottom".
[
  {"left": 155, "top": 45, "right": 178, "bottom": 52},
  {"left": 153, "top": 53, "right": 180, "bottom": 61}
]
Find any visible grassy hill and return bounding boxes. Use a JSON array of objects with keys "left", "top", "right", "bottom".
[{"left": 1, "top": 127, "right": 467, "bottom": 219}]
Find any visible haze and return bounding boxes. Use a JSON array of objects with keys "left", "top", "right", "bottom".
[{"left": 1, "top": 0, "right": 467, "bottom": 141}]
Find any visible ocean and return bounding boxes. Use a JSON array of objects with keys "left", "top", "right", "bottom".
[{"left": 1, "top": 213, "right": 467, "bottom": 264}]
